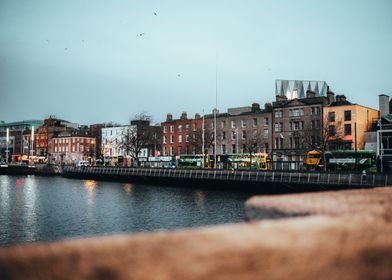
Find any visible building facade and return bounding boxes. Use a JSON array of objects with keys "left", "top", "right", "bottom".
[
  {"left": 49, "top": 133, "right": 96, "bottom": 164},
  {"left": 323, "top": 95, "right": 379, "bottom": 150},
  {"left": 271, "top": 80, "right": 332, "bottom": 169},
  {"left": 0, "top": 120, "right": 43, "bottom": 162},
  {"left": 101, "top": 126, "right": 130, "bottom": 158},
  {"left": 161, "top": 112, "right": 208, "bottom": 156},
  {"left": 206, "top": 103, "right": 273, "bottom": 156},
  {"left": 35, "top": 117, "right": 79, "bottom": 158}
]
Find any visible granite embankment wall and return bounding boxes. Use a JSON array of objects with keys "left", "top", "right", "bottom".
[{"left": 1, "top": 187, "right": 392, "bottom": 279}]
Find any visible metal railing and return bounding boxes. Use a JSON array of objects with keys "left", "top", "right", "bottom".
[{"left": 62, "top": 166, "right": 391, "bottom": 188}]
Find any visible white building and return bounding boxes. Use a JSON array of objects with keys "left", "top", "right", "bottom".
[{"left": 101, "top": 126, "right": 132, "bottom": 158}]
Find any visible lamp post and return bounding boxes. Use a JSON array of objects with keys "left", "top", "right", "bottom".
[
  {"left": 6, "top": 128, "right": 9, "bottom": 164},
  {"left": 30, "top": 126, "right": 35, "bottom": 159}
]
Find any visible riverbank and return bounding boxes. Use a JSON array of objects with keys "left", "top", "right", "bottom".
[{"left": 1, "top": 187, "right": 391, "bottom": 279}]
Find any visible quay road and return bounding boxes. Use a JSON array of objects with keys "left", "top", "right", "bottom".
[{"left": 61, "top": 166, "right": 391, "bottom": 193}]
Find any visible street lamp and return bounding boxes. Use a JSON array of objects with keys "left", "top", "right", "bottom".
[{"left": 6, "top": 128, "right": 9, "bottom": 164}]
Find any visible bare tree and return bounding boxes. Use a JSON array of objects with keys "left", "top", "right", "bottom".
[
  {"left": 123, "top": 112, "right": 154, "bottom": 167},
  {"left": 242, "top": 128, "right": 264, "bottom": 169},
  {"left": 189, "top": 120, "right": 215, "bottom": 155}
]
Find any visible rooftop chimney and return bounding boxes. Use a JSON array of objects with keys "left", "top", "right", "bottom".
[
  {"left": 327, "top": 90, "right": 335, "bottom": 104},
  {"left": 194, "top": 113, "right": 201, "bottom": 119},
  {"left": 306, "top": 90, "right": 316, "bottom": 98},
  {"left": 180, "top": 112, "right": 187, "bottom": 120},
  {"left": 379, "top": 94, "right": 390, "bottom": 117},
  {"left": 251, "top": 103, "right": 260, "bottom": 112},
  {"left": 166, "top": 113, "right": 173, "bottom": 122}
]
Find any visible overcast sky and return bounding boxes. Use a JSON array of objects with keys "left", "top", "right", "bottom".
[{"left": 1, "top": 0, "right": 391, "bottom": 125}]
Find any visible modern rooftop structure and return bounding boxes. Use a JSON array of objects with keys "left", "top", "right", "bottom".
[
  {"left": 275, "top": 80, "right": 329, "bottom": 100},
  {"left": 0, "top": 120, "right": 44, "bottom": 131}
]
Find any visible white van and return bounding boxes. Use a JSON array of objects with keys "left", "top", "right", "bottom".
[{"left": 76, "top": 160, "right": 90, "bottom": 167}]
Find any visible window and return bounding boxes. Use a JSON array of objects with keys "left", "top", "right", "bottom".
[
  {"left": 170, "top": 135, "right": 174, "bottom": 143},
  {"left": 221, "top": 120, "right": 226, "bottom": 129},
  {"left": 222, "top": 131, "right": 226, "bottom": 140},
  {"left": 178, "top": 125, "right": 182, "bottom": 133},
  {"left": 186, "top": 135, "right": 190, "bottom": 142},
  {"left": 263, "top": 128, "right": 269, "bottom": 139},
  {"left": 253, "top": 130, "right": 258, "bottom": 140},
  {"left": 193, "top": 123, "right": 197, "bottom": 131},
  {"left": 263, "top": 117, "right": 269, "bottom": 126},
  {"left": 232, "top": 144, "right": 236, "bottom": 153},
  {"left": 185, "top": 124, "right": 190, "bottom": 132},
  {"left": 178, "top": 135, "right": 182, "bottom": 143},
  {"left": 231, "top": 121, "right": 237, "bottom": 129},
  {"left": 344, "top": 124, "right": 352, "bottom": 135},
  {"left": 221, "top": 144, "right": 226, "bottom": 155},
  {"left": 274, "top": 122, "right": 283, "bottom": 132},
  {"left": 232, "top": 131, "right": 236, "bottom": 140},
  {"left": 241, "top": 120, "right": 247, "bottom": 128},
  {"left": 329, "top": 125, "right": 336, "bottom": 136},
  {"left": 344, "top": 110, "right": 351, "bottom": 121},
  {"left": 55, "top": 146, "right": 58, "bottom": 152},
  {"left": 242, "top": 130, "right": 246, "bottom": 140},
  {"left": 289, "top": 137, "right": 293, "bottom": 148},
  {"left": 311, "top": 107, "right": 320, "bottom": 115},
  {"left": 170, "top": 146, "right": 174, "bottom": 155},
  {"left": 316, "top": 120, "right": 321, "bottom": 128},
  {"left": 328, "top": 112, "right": 335, "bottom": 122},
  {"left": 253, "top": 118, "right": 257, "bottom": 127},
  {"left": 170, "top": 125, "right": 174, "bottom": 133},
  {"left": 275, "top": 110, "right": 283, "bottom": 118},
  {"left": 163, "top": 136, "right": 167, "bottom": 144},
  {"left": 163, "top": 126, "right": 167, "bottom": 133}
]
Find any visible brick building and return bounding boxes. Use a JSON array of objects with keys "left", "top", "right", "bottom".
[
  {"left": 35, "top": 117, "right": 79, "bottom": 158},
  {"left": 161, "top": 112, "right": 209, "bottom": 156},
  {"left": 49, "top": 132, "right": 96, "bottom": 164}
]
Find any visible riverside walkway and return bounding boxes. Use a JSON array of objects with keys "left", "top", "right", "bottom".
[{"left": 62, "top": 166, "right": 391, "bottom": 192}]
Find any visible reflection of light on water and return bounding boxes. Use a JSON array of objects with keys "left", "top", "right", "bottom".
[
  {"left": 123, "top": 183, "right": 133, "bottom": 193},
  {"left": 84, "top": 180, "right": 97, "bottom": 191},
  {"left": 24, "top": 176, "right": 38, "bottom": 242},
  {"left": 195, "top": 191, "right": 205, "bottom": 207},
  {"left": 15, "top": 178, "right": 22, "bottom": 188},
  {"left": 84, "top": 180, "right": 97, "bottom": 209},
  {"left": 0, "top": 176, "right": 11, "bottom": 220}
]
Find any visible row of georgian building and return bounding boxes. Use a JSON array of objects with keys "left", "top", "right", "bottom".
[
  {"left": 0, "top": 80, "right": 382, "bottom": 167},
  {"left": 161, "top": 80, "right": 379, "bottom": 168}
]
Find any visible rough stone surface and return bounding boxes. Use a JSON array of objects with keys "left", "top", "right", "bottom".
[{"left": 1, "top": 187, "right": 392, "bottom": 280}]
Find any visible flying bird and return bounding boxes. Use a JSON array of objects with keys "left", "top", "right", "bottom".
[
  {"left": 64, "top": 48, "right": 68, "bottom": 51},
  {"left": 136, "top": 33, "right": 145, "bottom": 37},
  {"left": 177, "top": 74, "right": 181, "bottom": 77},
  {"left": 154, "top": 12, "right": 157, "bottom": 16}
]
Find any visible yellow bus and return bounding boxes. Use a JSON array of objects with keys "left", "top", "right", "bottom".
[{"left": 305, "top": 150, "right": 324, "bottom": 172}]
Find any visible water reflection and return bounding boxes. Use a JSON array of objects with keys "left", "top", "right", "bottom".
[
  {"left": 195, "top": 191, "right": 205, "bottom": 208},
  {"left": 24, "top": 176, "right": 38, "bottom": 242},
  {"left": 123, "top": 184, "right": 133, "bottom": 194},
  {"left": 84, "top": 180, "right": 97, "bottom": 191},
  {"left": 1, "top": 175, "right": 251, "bottom": 245}
]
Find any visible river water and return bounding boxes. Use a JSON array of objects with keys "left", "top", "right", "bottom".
[{"left": 0, "top": 175, "right": 252, "bottom": 246}]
